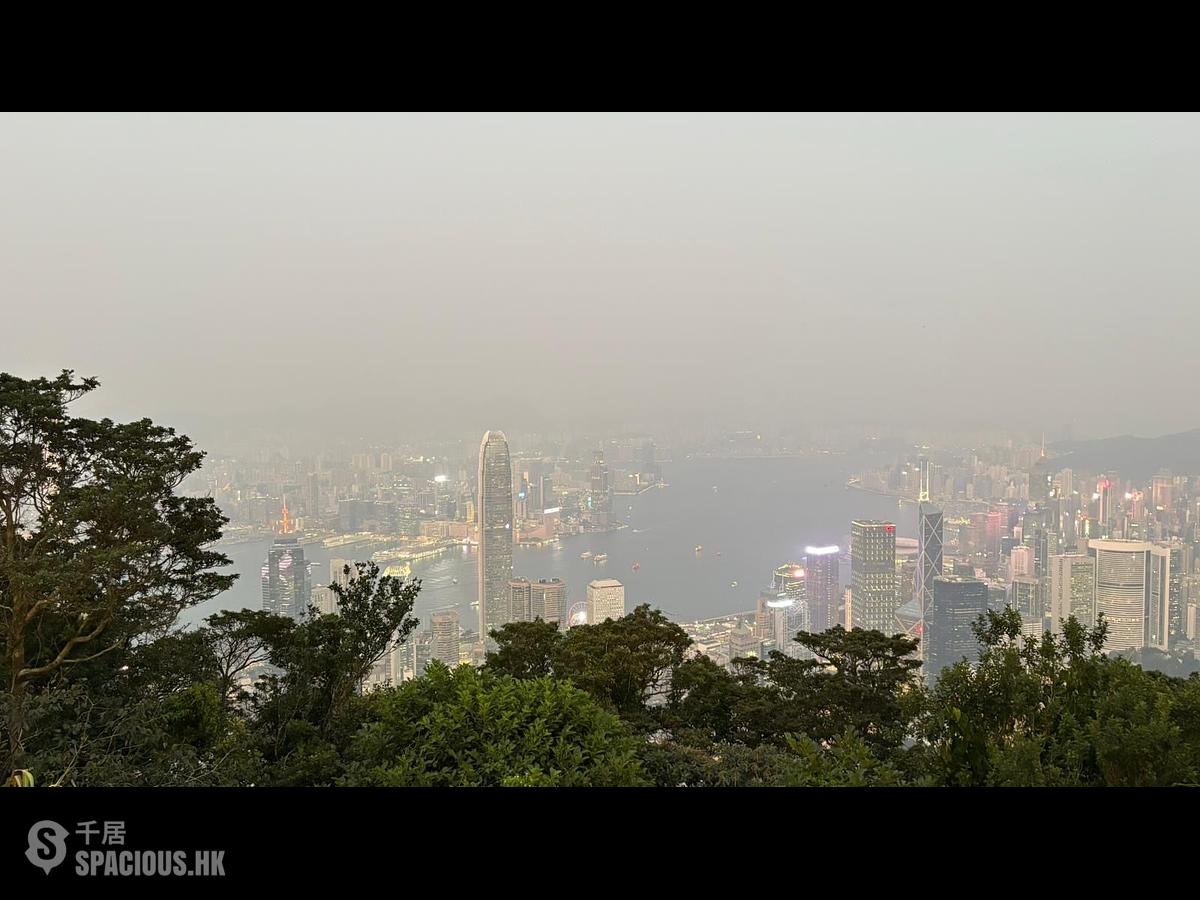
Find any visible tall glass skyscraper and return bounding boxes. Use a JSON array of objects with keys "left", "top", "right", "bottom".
[
  {"left": 261, "top": 537, "right": 312, "bottom": 621},
  {"left": 927, "top": 576, "right": 988, "bottom": 678},
  {"left": 477, "top": 430, "right": 514, "bottom": 648},
  {"left": 804, "top": 545, "right": 840, "bottom": 634},
  {"left": 917, "top": 502, "right": 943, "bottom": 653},
  {"left": 850, "top": 520, "right": 897, "bottom": 633}
]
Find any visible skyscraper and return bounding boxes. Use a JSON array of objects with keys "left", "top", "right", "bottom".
[
  {"left": 1049, "top": 553, "right": 1095, "bottom": 631},
  {"left": 477, "top": 430, "right": 514, "bottom": 648},
  {"left": 850, "top": 520, "right": 897, "bottom": 633},
  {"left": 1088, "top": 539, "right": 1170, "bottom": 653},
  {"left": 804, "top": 545, "right": 840, "bottom": 633},
  {"left": 431, "top": 610, "right": 461, "bottom": 668},
  {"left": 587, "top": 579, "right": 626, "bottom": 624},
  {"left": 261, "top": 537, "right": 312, "bottom": 621},
  {"left": 917, "top": 500, "right": 943, "bottom": 653},
  {"left": 589, "top": 450, "right": 611, "bottom": 526},
  {"left": 927, "top": 576, "right": 988, "bottom": 678},
  {"left": 531, "top": 578, "right": 566, "bottom": 626},
  {"left": 509, "top": 578, "right": 532, "bottom": 623}
]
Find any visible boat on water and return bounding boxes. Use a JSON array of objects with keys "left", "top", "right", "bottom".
[
  {"left": 632, "top": 562, "right": 641, "bottom": 572},
  {"left": 580, "top": 551, "right": 593, "bottom": 560},
  {"left": 451, "top": 578, "right": 458, "bottom": 585},
  {"left": 730, "top": 581, "right": 738, "bottom": 588},
  {"left": 695, "top": 545, "right": 703, "bottom": 554},
  {"left": 593, "top": 553, "right": 608, "bottom": 564}
]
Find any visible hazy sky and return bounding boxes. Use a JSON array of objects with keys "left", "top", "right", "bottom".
[{"left": 4, "top": 113, "right": 1199, "bottom": 449}]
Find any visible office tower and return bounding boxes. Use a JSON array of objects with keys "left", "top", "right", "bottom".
[
  {"left": 917, "top": 500, "right": 943, "bottom": 649},
  {"left": 755, "top": 592, "right": 776, "bottom": 643},
  {"left": 1096, "top": 478, "right": 1114, "bottom": 533},
  {"left": 306, "top": 471, "right": 321, "bottom": 519},
  {"left": 587, "top": 579, "right": 626, "bottom": 624},
  {"left": 1010, "top": 576, "right": 1043, "bottom": 636},
  {"left": 766, "top": 594, "right": 809, "bottom": 658},
  {"left": 773, "top": 562, "right": 806, "bottom": 600},
  {"left": 589, "top": 450, "right": 611, "bottom": 525},
  {"left": 985, "top": 511, "right": 1003, "bottom": 563},
  {"left": 1033, "top": 527, "right": 1058, "bottom": 578},
  {"left": 927, "top": 576, "right": 988, "bottom": 678},
  {"left": 1088, "top": 539, "right": 1170, "bottom": 653},
  {"left": 261, "top": 538, "right": 312, "bottom": 621},
  {"left": 1161, "top": 542, "right": 1187, "bottom": 650},
  {"left": 431, "top": 610, "right": 461, "bottom": 668},
  {"left": 1049, "top": 553, "right": 1095, "bottom": 631},
  {"left": 1009, "top": 545, "right": 1034, "bottom": 581},
  {"left": 477, "top": 430, "right": 514, "bottom": 648},
  {"left": 531, "top": 578, "right": 566, "bottom": 626},
  {"left": 804, "top": 545, "right": 840, "bottom": 633},
  {"left": 850, "top": 520, "right": 898, "bottom": 633},
  {"left": 509, "top": 578, "right": 532, "bottom": 623},
  {"left": 1152, "top": 475, "right": 1173, "bottom": 517}
]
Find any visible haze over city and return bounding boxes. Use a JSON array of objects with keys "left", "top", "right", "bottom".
[
  {"left": 6, "top": 112, "right": 1200, "bottom": 809},
  {"left": 5, "top": 112, "right": 1200, "bottom": 447}
]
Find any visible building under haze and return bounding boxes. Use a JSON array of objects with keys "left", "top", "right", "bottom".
[
  {"left": 927, "top": 576, "right": 988, "bottom": 678},
  {"left": 1088, "top": 539, "right": 1171, "bottom": 653},
  {"left": 1049, "top": 553, "right": 1095, "bottom": 631},
  {"left": 261, "top": 537, "right": 312, "bottom": 621},
  {"left": 850, "top": 520, "right": 897, "bottom": 633},
  {"left": 804, "top": 545, "right": 840, "bottom": 634},
  {"left": 531, "top": 578, "right": 566, "bottom": 626},
  {"left": 477, "top": 430, "right": 515, "bottom": 648},
  {"left": 917, "top": 497, "right": 943, "bottom": 654},
  {"left": 431, "top": 610, "right": 461, "bottom": 668},
  {"left": 587, "top": 579, "right": 626, "bottom": 624}
]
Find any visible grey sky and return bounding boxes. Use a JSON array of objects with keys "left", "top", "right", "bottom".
[{"left": 3, "top": 113, "right": 1198, "bottom": 448}]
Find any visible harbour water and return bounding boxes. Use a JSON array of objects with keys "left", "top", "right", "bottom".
[{"left": 184, "top": 453, "right": 915, "bottom": 629}]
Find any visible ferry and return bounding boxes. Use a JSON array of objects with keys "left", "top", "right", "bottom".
[
  {"left": 695, "top": 545, "right": 703, "bottom": 554},
  {"left": 451, "top": 578, "right": 458, "bottom": 585},
  {"left": 632, "top": 562, "right": 641, "bottom": 572},
  {"left": 730, "top": 581, "right": 738, "bottom": 588},
  {"left": 580, "top": 551, "right": 593, "bottom": 560},
  {"left": 593, "top": 553, "right": 608, "bottom": 564}
]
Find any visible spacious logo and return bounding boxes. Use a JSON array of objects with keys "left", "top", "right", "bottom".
[{"left": 26, "top": 820, "right": 69, "bottom": 875}]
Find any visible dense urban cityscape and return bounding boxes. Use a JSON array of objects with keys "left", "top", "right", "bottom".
[
  {"left": 7, "top": 112, "right": 1200, "bottom": 844},
  {"left": 187, "top": 425, "right": 1200, "bottom": 692}
]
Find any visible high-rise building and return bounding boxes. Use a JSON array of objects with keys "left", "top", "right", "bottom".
[
  {"left": 804, "top": 545, "right": 840, "bottom": 633},
  {"left": 917, "top": 501, "right": 943, "bottom": 650},
  {"left": 261, "top": 537, "right": 312, "bottom": 621},
  {"left": 927, "top": 576, "right": 988, "bottom": 678},
  {"left": 766, "top": 594, "right": 809, "bottom": 658},
  {"left": 477, "top": 430, "right": 514, "bottom": 649},
  {"left": 531, "top": 578, "right": 566, "bottom": 626},
  {"left": 587, "top": 579, "right": 626, "bottom": 624},
  {"left": 850, "top": 520, "right": 897, "bottom": 633},
  {"left": 772, "top": 562, "right": 806, "bottom": 601},
  {"left": 589, "top": 450, "right": 612, "bottom": 526},
  {"left": 1010, "top": 576, "right": 1043, "bottom": 637},
  {"left": 1161, "top": 541, "right": 1187, "bottom": 650},
  {"left": 1049, "top": 553, "right": 1095, "bottom": 631},
  {"left": 508, "top": 578, "right": 532, "bottom": 623},
  {"left": 1009, "top": 545, "right": 1034, "bottom": 581},
  {"left": 431, "top": 610, "right": 461, "bottom": 668},
  {"left": 1088, "top": 539, "right": 1170, "bottom": 653}
]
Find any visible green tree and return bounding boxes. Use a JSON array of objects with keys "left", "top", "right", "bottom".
[
  {"left": 343, "top": 662, "right": 647, "bottom": 787},
  {"left": 250, "top": 561, "right": 419, "bottom": 774},
  {"left": 552, "top": 604, "right": 692, "bottom": 726},
  {"left": 736, "top": 626, "right": 923, "bottom": 753},
  {"left": 0, "top": 371, "right": 233, "bottom": 771},
  {"left": 485, "top": 618, "right": 562, "bottom": 678}
]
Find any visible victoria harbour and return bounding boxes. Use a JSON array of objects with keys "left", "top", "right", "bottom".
[{"left": 191, "top": 453, "right": 916, "bottom": 629}]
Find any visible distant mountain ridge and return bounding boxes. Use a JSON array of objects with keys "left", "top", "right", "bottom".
[{"left": 1049, "top": 428, "right": 1200, "bottom": 480}]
